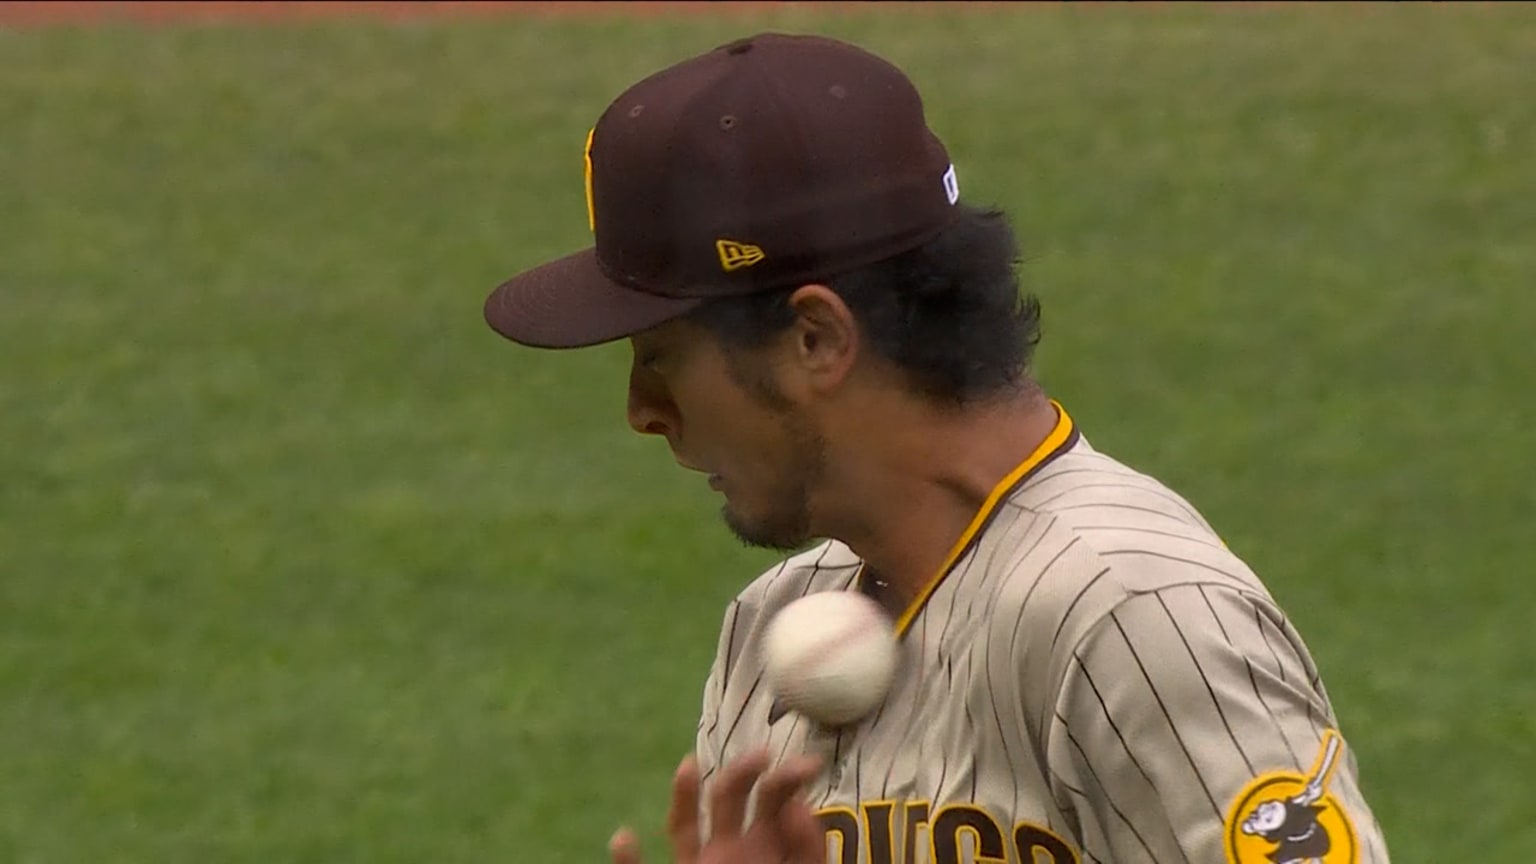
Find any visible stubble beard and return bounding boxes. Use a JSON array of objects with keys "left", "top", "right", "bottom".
[{"left": 721, "top": 417, "right": 826, "bottom": 553}]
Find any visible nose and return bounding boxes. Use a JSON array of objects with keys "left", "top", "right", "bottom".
[{"left": 626, "top": 366, "right": 677, "bottom": 438}]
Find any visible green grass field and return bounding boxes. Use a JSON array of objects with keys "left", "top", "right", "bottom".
[{"left": 2, "top": 3, "right": 1533, "bottom": 861}]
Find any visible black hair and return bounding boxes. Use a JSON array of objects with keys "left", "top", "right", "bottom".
[{"left": 688, "top": 204, "right": 1042, "bottom": 406}]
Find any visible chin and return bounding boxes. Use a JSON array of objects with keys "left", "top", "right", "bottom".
[{"left": 721, "top": 503, "right": 814, "bottom": 553}]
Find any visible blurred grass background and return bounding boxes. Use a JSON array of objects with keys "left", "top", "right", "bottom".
[{"left": 1, "top": 2, "right": 1532, "bottom": 861}]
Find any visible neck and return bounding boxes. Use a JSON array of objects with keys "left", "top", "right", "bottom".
[{"left": 813, "top": 386, "right": 1062, "bottom": 618}]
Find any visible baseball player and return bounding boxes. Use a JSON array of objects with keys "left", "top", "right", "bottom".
[{"left": 483, "top": 33, "right": 1392, "bottom": 864}]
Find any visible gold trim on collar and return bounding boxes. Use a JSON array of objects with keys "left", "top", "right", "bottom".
[{"left": 868, "top": 401, "right": 1078, "bottom": 638}]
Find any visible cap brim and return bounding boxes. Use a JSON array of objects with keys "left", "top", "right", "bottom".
[{"left": 484, "top": 248, "right": 704, "bottom": 349}]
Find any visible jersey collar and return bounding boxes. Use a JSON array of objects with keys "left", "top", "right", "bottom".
[{"left": 858, "top": 400, "right": 1080, "bottom": 638}]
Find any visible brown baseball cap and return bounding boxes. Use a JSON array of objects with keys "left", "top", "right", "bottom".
[{"left": 484, "top": 32, "right": 961, "bottom": 349}]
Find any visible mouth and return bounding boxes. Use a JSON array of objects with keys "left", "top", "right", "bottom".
[{"left": 675, "top": 460, "right": 723, "bottom": 490}]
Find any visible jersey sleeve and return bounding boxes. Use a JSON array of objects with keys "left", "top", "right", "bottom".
[
  {"left": 695, "top": 598, "right": 742, "bottom": 784},
  {"left": 694, "top": 596, "right": 751, "bottom": 842},
  {"left": 1045, "top": 583, "right": 1392, "bottom": 863}
]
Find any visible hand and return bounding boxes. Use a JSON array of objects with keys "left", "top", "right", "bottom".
[{"left": 609, "top": 748, "right": 825, "bottom": 864}]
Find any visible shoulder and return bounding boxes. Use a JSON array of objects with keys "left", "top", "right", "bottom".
[
  {"left": 1018, "top": 434, "right": 1225, "bottom": 542},
  {"left": 984, "top": 435, "right": 1280, "bottom": 688},
  {"left": 1001, "top": 433, "right": 1270, "bottom": 605}
]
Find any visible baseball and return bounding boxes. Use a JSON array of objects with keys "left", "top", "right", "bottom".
[{"left": 762, "top": 590, "right": 899, "bottom": 727}]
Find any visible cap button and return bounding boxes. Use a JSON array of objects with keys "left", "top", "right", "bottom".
[{"left": 725, "top": 38, "right": 753, "bottom": 56}]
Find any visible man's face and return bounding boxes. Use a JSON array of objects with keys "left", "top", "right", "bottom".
[{"left": 627, "top": 318, "right": 825, "bottom": 552}]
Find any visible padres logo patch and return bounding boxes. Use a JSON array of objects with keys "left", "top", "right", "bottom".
[{"left": 1224, "top": 730, "right": 1358, "bottom": 864}]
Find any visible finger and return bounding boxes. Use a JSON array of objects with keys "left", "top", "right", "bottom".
[
  {"left": 708, "top": 748, "right": 770, "bottom": 839},
  {"left": 608, "top": 827, "right": 642, "bottom": 864},
  {"left": 779, "top": 799, "right": 828, "bottom": 864},
  {"left": 748, "top": 753, "right": 823, "bottom": 822},
  {"left": 665, "top": 756, "right": 703, "bottom": 863}
]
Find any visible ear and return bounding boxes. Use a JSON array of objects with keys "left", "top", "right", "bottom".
[{"left": 783, "top": 284, "right": 860, "bottom": 392}]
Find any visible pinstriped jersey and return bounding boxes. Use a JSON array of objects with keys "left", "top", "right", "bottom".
[{"left": 693, "top": 404, "right": 1391, "bottom": 864}]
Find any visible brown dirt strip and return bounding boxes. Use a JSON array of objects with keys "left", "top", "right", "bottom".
[{"left": 0, "top": 1, "right": 1029, "bottom": 27}]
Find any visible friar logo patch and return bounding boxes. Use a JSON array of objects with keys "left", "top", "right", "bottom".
[{"left": 1224, "top": 730, "right": 1359, "bottom": 864}]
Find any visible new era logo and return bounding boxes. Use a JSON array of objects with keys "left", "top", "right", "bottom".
[
  {"left": 716, "top": 239, "right": 765, "bottom": 272},
  {"left": 942, "top": 163, "right": 960, "bottom": 205}
]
